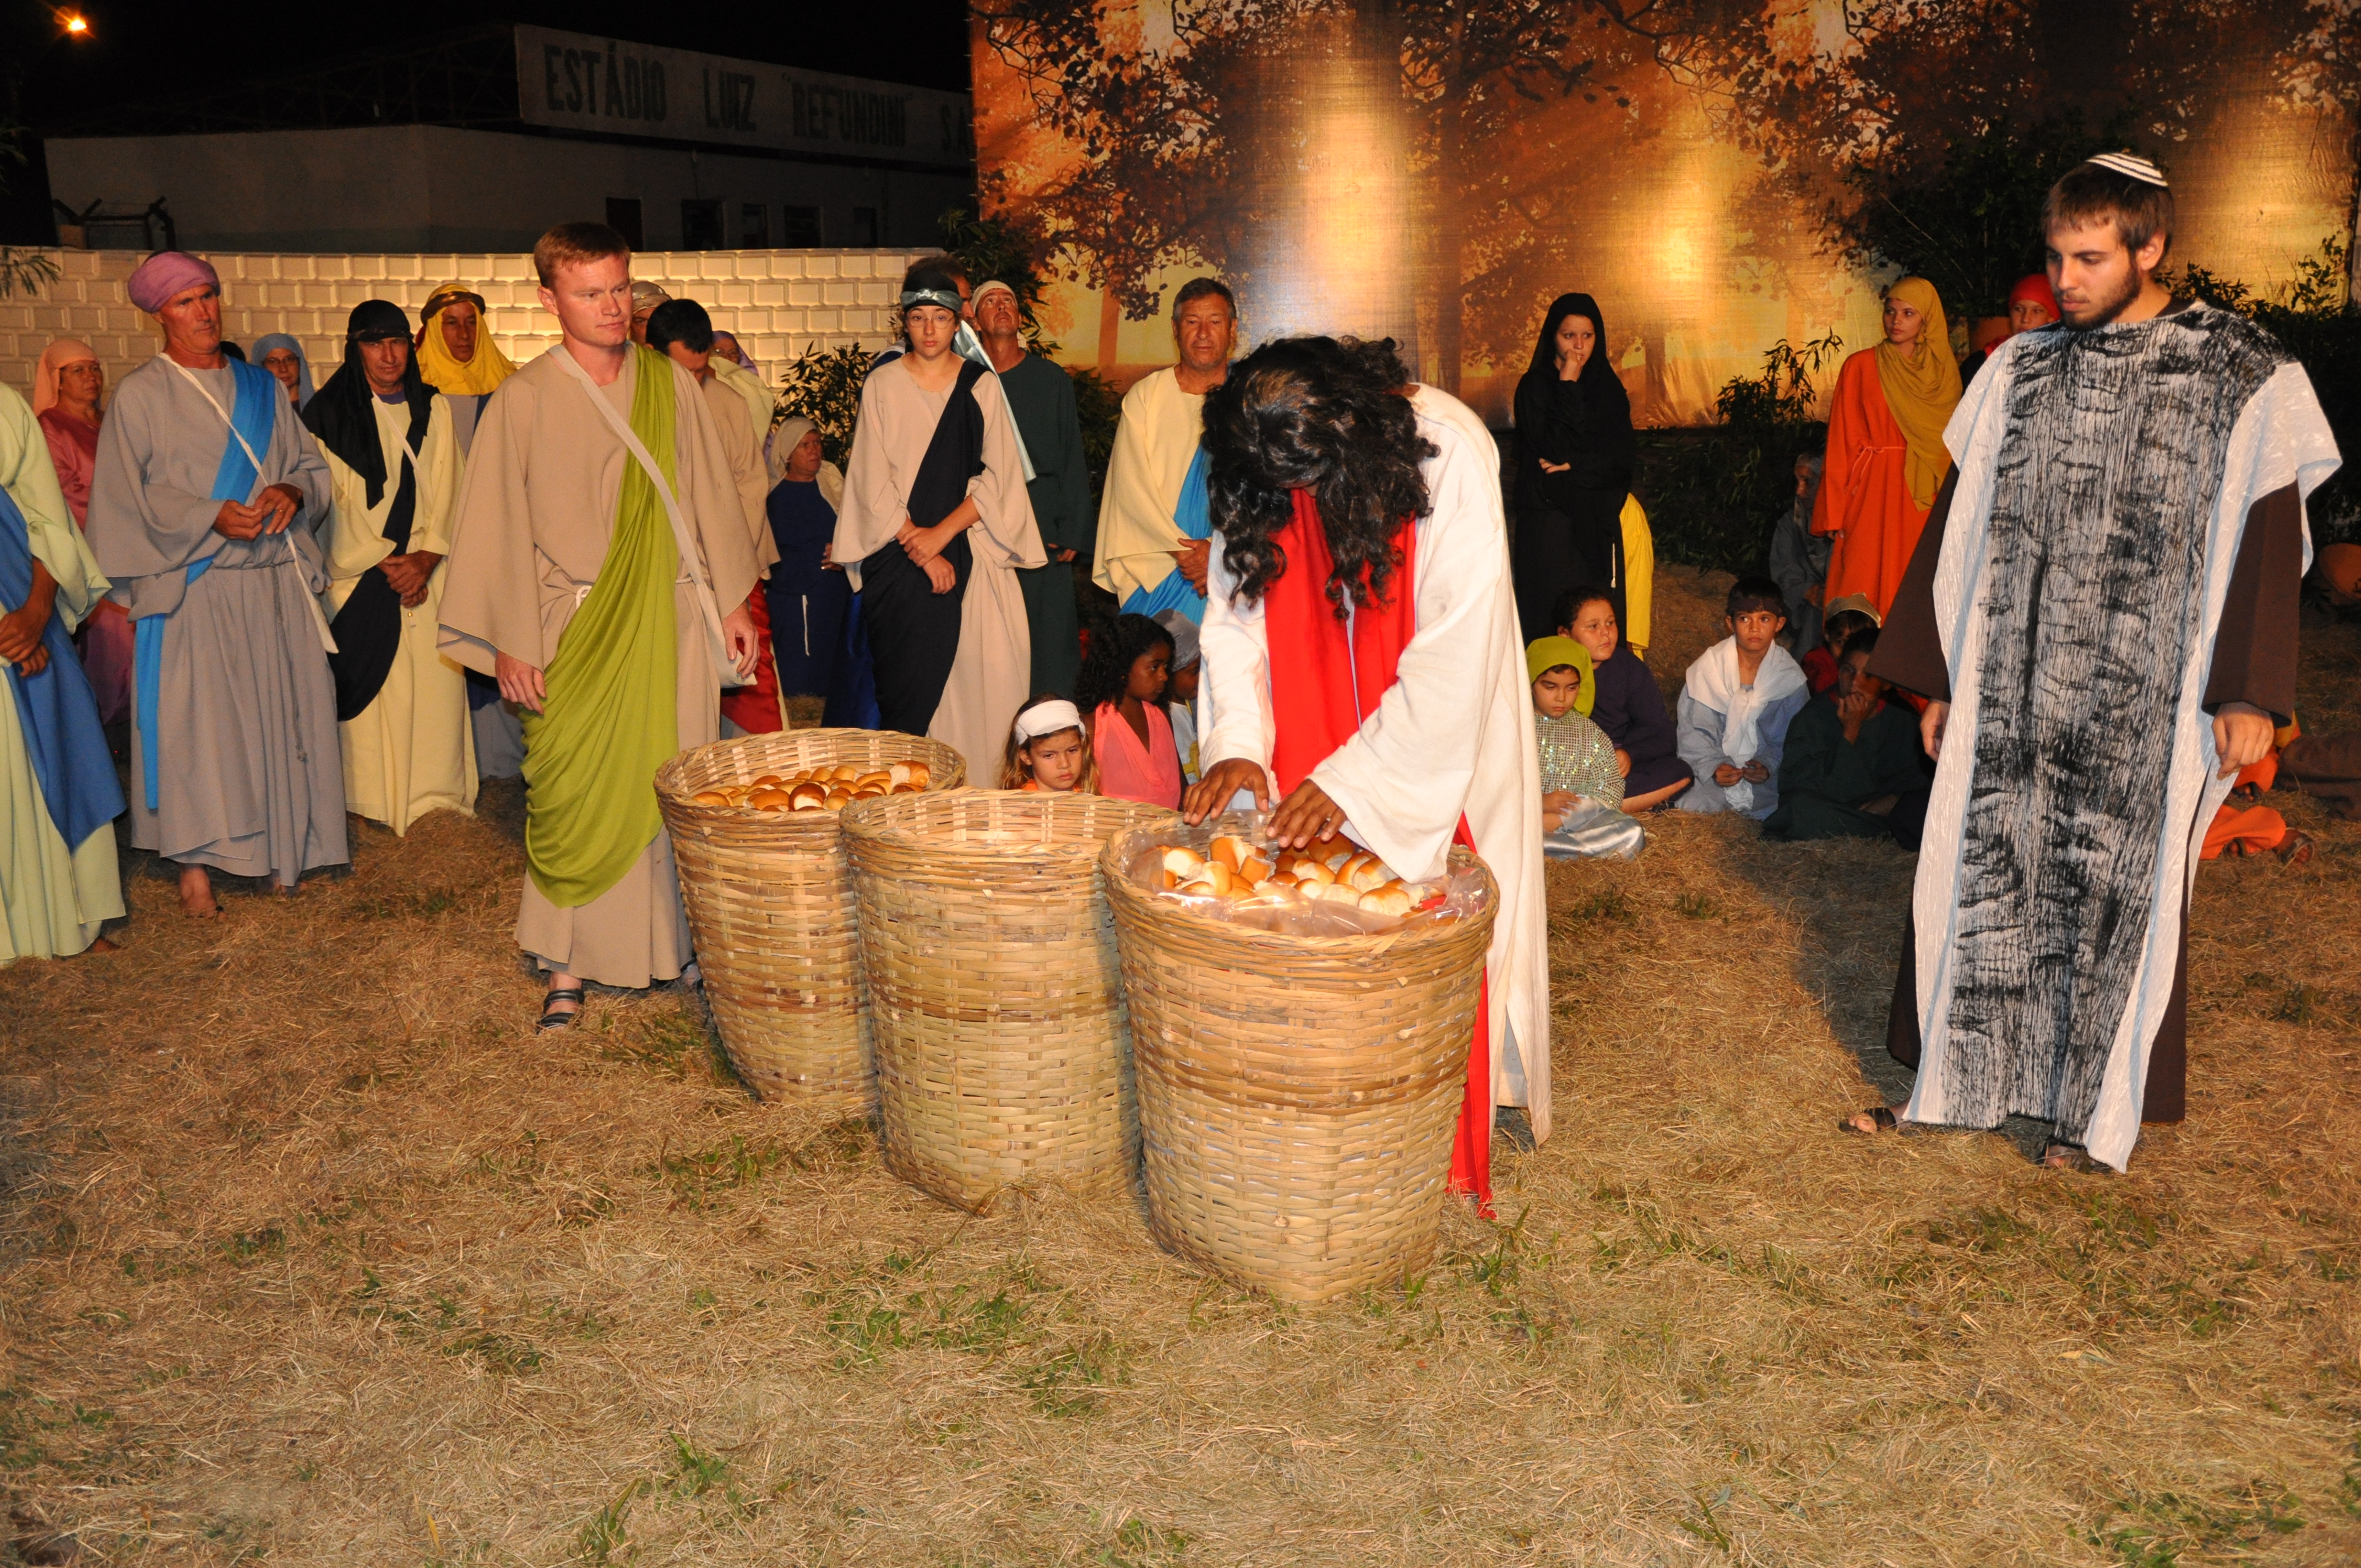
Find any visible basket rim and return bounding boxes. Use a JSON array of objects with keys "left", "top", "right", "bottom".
[
  {"left": 1098, "top": 835, "right": 1498, "bottom": 957},
  {"left": 654, "top": 729, "right": 968, "bottom": 820},
  {"left": 846, "top": 789, "right": 1180, "bottom": 867}
]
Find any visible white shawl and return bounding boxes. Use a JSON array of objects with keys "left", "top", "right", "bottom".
[{"left": 1683, "top": 638, "right": 1806, "bottom": 813}]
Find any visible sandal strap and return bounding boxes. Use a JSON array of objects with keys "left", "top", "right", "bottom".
[{"left": 543, "top": 988, "right": 586, "bottom": 1004}]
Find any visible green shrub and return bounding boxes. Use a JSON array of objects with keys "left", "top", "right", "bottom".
[{"left": 1636, "top": 331, "right": 1841, "bottom": 575}]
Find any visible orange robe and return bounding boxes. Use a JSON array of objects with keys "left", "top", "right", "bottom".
[{"left": 1813, "top": 350, "right": 1928, "bottom": 617}]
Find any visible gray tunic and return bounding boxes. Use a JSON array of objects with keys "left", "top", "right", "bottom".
[{"left": 83, "top": 356, "right": 347, "bottom": 884}]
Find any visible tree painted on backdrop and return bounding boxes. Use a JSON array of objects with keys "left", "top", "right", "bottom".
[{"left": 975, "top": 0, "right": 1707, "bottom": 393}]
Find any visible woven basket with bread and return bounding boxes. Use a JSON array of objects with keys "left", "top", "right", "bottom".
[
  {"left": 654, "top": 729, "right": 966, "bottom": 1107},
  {"left": 1100, "top": 819, "right": 1497, "bottom": 1303},
  {"left": 844, "top": 790, "right": 1178, "bottom": 1212}
]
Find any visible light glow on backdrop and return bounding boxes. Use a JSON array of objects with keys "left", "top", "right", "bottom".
[{"left": 971, "top": 0, "right": 2358, "bottom": 425}]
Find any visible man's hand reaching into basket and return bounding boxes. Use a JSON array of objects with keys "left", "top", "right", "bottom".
[{"left": 1184, "top": 757, "right": 1270, "bottom": 825}]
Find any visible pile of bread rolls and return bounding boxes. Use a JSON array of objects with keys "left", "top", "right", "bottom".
[
  {"left": 1154, "top": 835, "right": 1418, "bottom": 918},
  {"left": 689, "top": 759, "right": 933, "bottom": 814}
]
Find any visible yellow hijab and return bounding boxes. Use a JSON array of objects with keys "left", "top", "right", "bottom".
[
  {"left": 416, "top": 282, "right": 518, "bottom": 396},
  {"left": 1873, "top": 276, "right": 1961, "bottom": 511}
]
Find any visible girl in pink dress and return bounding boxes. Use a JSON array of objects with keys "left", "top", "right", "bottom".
[{"left": 1079, "top": 613, "right": 1182, "bottom": 808}]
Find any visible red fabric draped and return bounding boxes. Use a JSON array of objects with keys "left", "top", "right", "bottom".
[{"left": 1261, "top": 488, "right": 1494, "bottom": 1215}]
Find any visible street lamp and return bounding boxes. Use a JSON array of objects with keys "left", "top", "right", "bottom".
[{"left": 53, "top": 8, "right": 90, "bottom": 39}]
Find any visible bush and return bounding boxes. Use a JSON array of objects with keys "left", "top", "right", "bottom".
[
  {"left": 1636, "top": 332, "right": 1841, "bottom": 575},
  {"left": 772, "top": 344, "right": 872, "bottom": 469}
]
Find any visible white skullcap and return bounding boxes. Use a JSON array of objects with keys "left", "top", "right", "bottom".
[
  {"left": 973, "top": 279, "right": 1018, "bottom": 305},
  {"left": 1014, "top": 698, "right": 1084, "bottom": 743},
  {"left": 2083, "top": 151, "right": 2168, "bottom": 188}
]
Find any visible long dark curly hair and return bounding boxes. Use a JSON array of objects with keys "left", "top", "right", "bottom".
[
  {"left": 1074, "top": 612, "right": 1175, "bottom": 718},
  {"left": 1200, "top": 336, "right": 1436, "bottom": 617}
]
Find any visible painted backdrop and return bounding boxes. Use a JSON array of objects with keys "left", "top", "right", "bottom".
[{"left": 972, "top": 0, "right": 2360, "bottom": 423}]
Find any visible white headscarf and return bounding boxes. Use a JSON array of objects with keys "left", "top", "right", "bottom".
[
  {"left": 766, "top": 415, "right": 845, "bottom": 510},
  {"left": 1683, "top": 638, "right": 1807, "bottom": 813}
]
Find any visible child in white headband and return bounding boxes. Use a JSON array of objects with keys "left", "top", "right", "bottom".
[{"left": 1000, "top": 695, "right": 1100, "bottom": 794}]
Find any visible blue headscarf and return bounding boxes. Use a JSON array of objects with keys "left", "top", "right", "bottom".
[{"left": 250, "top": 332, "right": 315, "bottom": 411}]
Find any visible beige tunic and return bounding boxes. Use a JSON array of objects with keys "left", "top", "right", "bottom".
[
  {"left": 319, "top": 394, "right": 476, "bottom": 835},
  {"left": 700, "top": 375, "right": 780, "bottom": 576},
  {"left": 438, "top": 347, "right": 761, "bottom": 988}
]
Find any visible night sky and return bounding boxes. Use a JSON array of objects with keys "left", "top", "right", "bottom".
[{"left": 5, "top": 1, "right": 974, "bottom": 133}]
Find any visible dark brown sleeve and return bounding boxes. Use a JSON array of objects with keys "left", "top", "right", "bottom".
[
  {"left": 1865, "top": 466, "right": 1958, "bottom": 702},
  {"left": 2201, "top": 483, "right": 2303, "bottom": 723}
]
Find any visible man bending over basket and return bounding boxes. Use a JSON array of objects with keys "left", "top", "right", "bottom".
[{"left": 1183, "top": 336, "right": 1548, "bottom": 1214}]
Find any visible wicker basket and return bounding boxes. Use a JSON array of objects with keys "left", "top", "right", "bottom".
[
  {"left": 654, "top": 728, "right": 967, "bottom": 1107},
  {"left": 844, "top": 791, "right": 1179, "bottom": 1211},
  {"left": 1100, "top": 832, "right": 1498, "bottom": 1303}
]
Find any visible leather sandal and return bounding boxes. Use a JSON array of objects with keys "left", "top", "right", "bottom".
[
  {"left": 1840, "top": 1106, "right": 1900, "bottom": 1135},
  {"left": 2278, "top": 831, "right": 2315, "bottom": 867},
  {"left": 537, "top": 987, "right": 585, "bottom": 1031}
]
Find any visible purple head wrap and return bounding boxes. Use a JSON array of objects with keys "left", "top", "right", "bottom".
[{"left": 127, "top": 251, "right": 221, "bottom": 313}]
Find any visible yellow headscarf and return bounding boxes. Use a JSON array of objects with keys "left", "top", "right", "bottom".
[
  {"left": 416, "top": 282, "right": 518, "bottom": 396},
  {"left": 1873, "top": 276, "right": 1962, "bottom": 512},
  {"left": 1525, "top": 636, "right": 1596, "bottom": 716}
]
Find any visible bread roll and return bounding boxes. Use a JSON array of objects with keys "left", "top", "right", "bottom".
[
  {"left": 748, "top": 786, "right": 793, "bottom": 810},
  {"left": 830, "top": 764, "right": 860, "bottom": 783},
  {"left": 692, "top": 790, "right": 731, "bottom": 807},
  {"left": 1358, "top": 885, "right": 1413, "bottom": 917},
  {"left": 1161, "top": 846, "right": 1206, "bottom": 876},
  {"left": 1248, "top": 879, "right": 1294, "bottom": 900},
  {"left": 1292, "top": 860, "right": 1336, "bottom": 886},
  {"left": 1209, "top": 834, "right": 1254, "bottom": 873},
  {"left": 1183, "top": 862, "right": 1237, "bottom": 897},
  {"left": 905, "top": 761, "right": 933, "bottom": 790},
  {"left": 1314, "top": 881, "right": 1366, "bottom": 906},
  {"left": 753, "top": 774, "right": 785, "bottom": 788},
  {"left": 790, "top": 781, "right": 826, "bottom": 807},
  {"left": 1343, "top": 853, "right": 1394, "bottom": 892},
  {"left": 824, "top": 788, "right": 853, "bottom": 809},
  {"left": 853, "top": 770, "right": 892, "bottom": 791},
  {"left": 1238, "top": 852, "right": 1272, "bottom": 884},
  {"left": 853, "top": 785, "right": 887, "bottom": 800},
  {"left": 890, "top": 781, "right": 920, "bottom": 794},
  {"left": 1319, "top": 843, "right": 1357, "bottom": 872}
]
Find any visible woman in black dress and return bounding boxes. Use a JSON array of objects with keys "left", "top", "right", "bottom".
[{"left": 1511, "top": 293, "right": 1635, "bottom": 640}]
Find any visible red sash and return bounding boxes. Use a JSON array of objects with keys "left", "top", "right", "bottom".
[{"left": 1263, "top": 489, "right": 1494, "bottom": 1215}]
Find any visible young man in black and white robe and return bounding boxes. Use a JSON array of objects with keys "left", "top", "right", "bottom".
[{"left": 1851, "top": 153, "right": 2339, "bottom": 1172}]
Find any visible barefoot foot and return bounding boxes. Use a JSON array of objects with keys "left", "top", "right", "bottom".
[{"left": 178, "top": 865, "right": 220, "bottom": 918}]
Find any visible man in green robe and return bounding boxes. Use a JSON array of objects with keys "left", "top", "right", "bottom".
[
  {"left": 973, "top": 280, "right": 1096, "bottom": 698},
  {"left": 439, "top": 224, "right": 761, "bottom": 1028}
]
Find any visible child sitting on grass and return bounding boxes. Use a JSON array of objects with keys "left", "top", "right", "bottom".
[
  {"left": 1530, "top": 636, "right": 1645, "bottom": 858},
  {"left": 999, "top": 695, "right": 1100, "bottom": 793},
  {"left": 1077, "top": 612, "right": 1182, "bottom": 808},
  {"left": 1762, "top": 629, "right": 1929, "bottom": 846},
  {"left": 1677, "top": 576, "right": 1809, "bottom": 820},
  {"left": 1802, "top": 594, "right": 1880, "bottom": 697},
  {"left": 1554, "top": 585, "right": 1691, "bottom": 811}
]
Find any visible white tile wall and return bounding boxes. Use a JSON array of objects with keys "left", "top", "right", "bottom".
[{"left": 2, "top": 247, "right": 937, "bottom": 398}]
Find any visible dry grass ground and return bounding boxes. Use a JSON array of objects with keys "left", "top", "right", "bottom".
[{"left": 2, "top": 567, "right": 2357, "bottom": 1567}]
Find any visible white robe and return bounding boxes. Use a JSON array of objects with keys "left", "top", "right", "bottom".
[
  {"left": 1903, "top": 329, "right": 2339, "bottom": 1171},
  {"left": 318, "top": 394, "right": 476, "bottom": 835},
  {"left": 1198, "top": 384, "right": 1552, "bottom": 1140}
]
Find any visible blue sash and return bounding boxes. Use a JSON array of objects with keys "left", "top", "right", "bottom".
[
  {"left": 1119, "top": 444, "right": 1211, "bottom": 624},
  {"left": 0, "top": 483, "right": 123, "bottom": 850},
  {"left": 134, "top": 356, "right": 280, "bottom": 809}
]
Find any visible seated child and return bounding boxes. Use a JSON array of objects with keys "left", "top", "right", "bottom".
[
  {"left": 1762, "top": 629, "right": 1930, "bottom": 846},
  {"left": 1555, "top": 584, "right": 1691, "bottom": 811},
  {"left": 1677, "top": 575, "right": 1809, "bottom": 820},
  {"left": 1530, "top": 636, "right": 1645, "bottom": 859},
  {"left": 1154, "top": 608, "right": 1203, "bottom": 787},
  {"left": 1000, "top": 695, "right": 1100, "bottom": 794},
  {"left": 1802, "top": 594, "right": 1879, "bottom": 697},
  {"left": 1078, "top": 612, "right": 1183, "bottom": 808}
]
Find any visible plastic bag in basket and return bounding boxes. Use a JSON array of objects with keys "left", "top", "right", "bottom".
[{"left": 1116, "top": 810, "right": 1490, "bottom": 936}]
